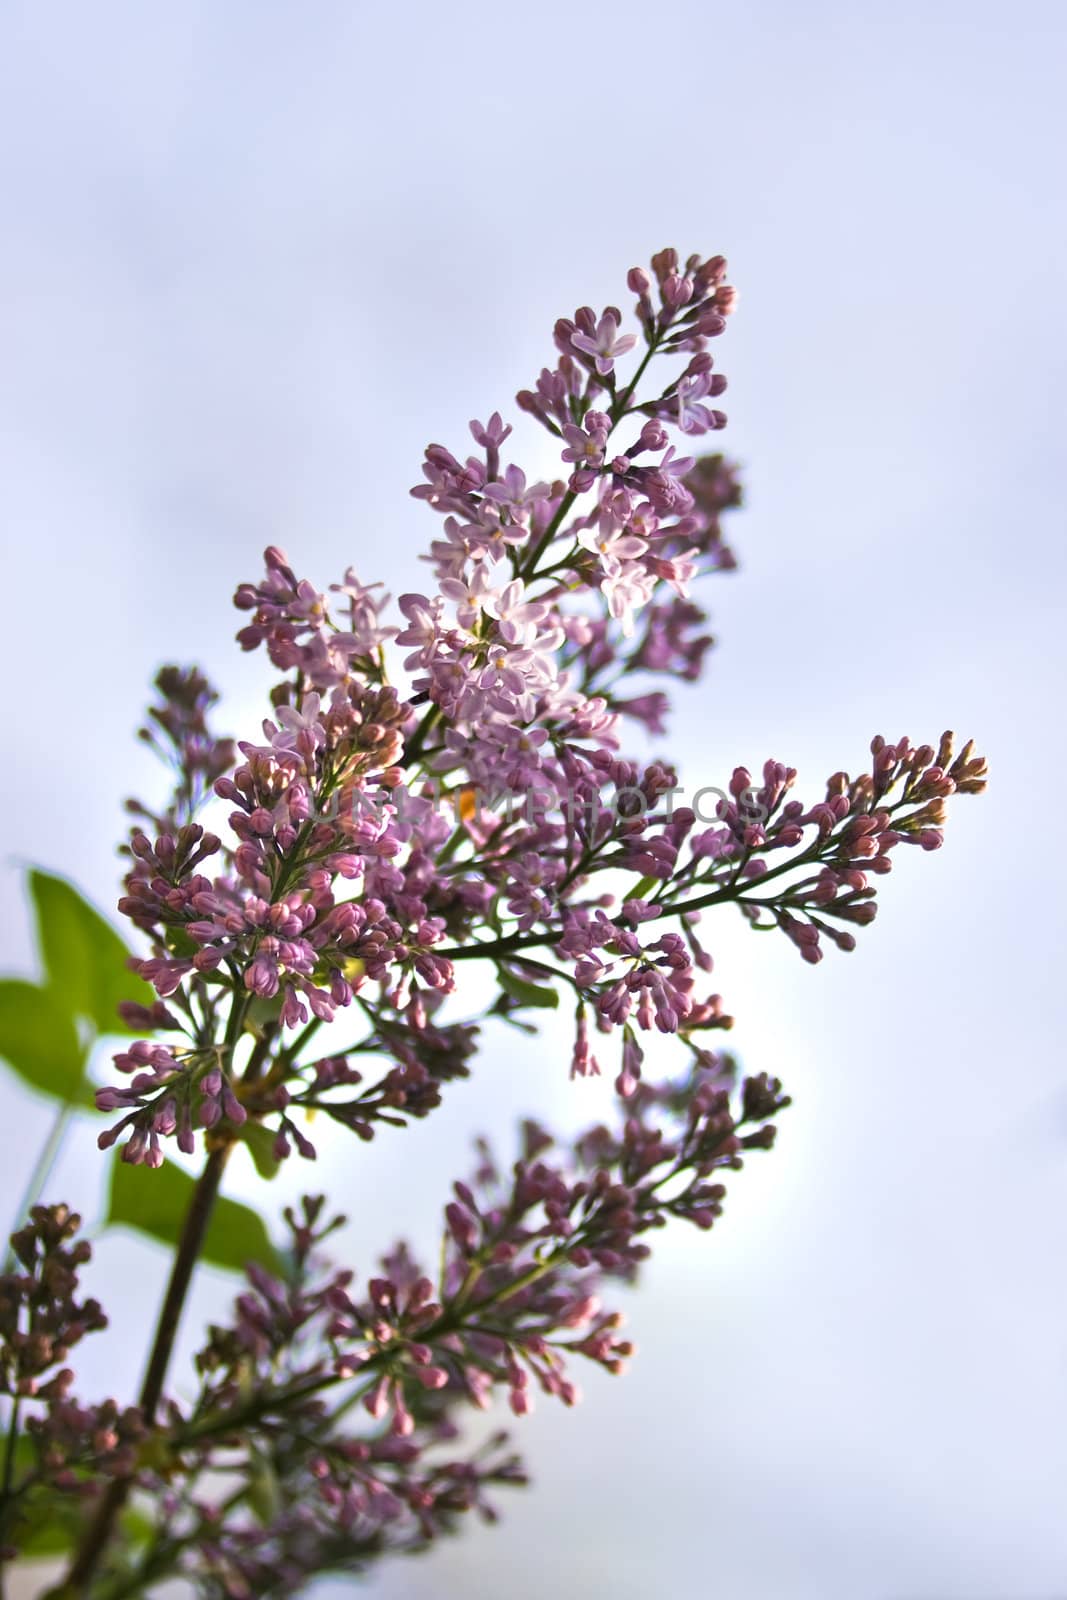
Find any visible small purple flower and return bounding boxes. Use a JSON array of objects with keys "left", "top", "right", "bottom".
[
  {"left": 560, "top": 421, "right": 608, "bottom": 468},
  {"left": 570, "top": 310, "right": 638, "bottom": 376},
  {"left": 674, "top": 373, "right": 728, "bottom": 435}
]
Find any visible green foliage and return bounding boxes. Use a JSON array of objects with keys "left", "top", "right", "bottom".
[
  {"left": 0, "top": 869, "right": 153, "bottom": 1109},
  {"left": 495, "top": 964, "right": 560, "bottom": 1009},
  {"left": 107, "top": 1156, "right": 280, "bottom": 1274},
  {"left": 29, "top": 869, "right": 154, "bottom": 1036},
  {"left": 236, "top": 1120, "right": 283, "bottom": 1181},
  {"left": 3, "top": 1436, "right": 154, "bottom": 1560},
  {"left": 0, "top": 980, "right": 93, "bottom": 1107},
  {"left": 246, "top": 1442, "right": 283, "bottom": 1525},
  {"left": 11, "top": 1486, "right": 85, "bottom": 1558}
]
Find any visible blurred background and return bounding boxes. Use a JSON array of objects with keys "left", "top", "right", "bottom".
[{"left": 1, "top": 2, "right": 1065, "bottom": 1596}]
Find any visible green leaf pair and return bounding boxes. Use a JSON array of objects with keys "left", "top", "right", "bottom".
[{"left": 0, "top": 868, "right": 280, "bottom": 1276}]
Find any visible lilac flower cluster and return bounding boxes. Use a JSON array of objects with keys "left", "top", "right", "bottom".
[
  {"left": 94, "top": 246, "right": 984, "bottom": 1172},
  {"left": 0, "top": 247, "right": 985, "bottom": 1595},
  {"left": 0, "top": 1208, "right": 143, "bottom": 1563},
  {"left": 95, "top": 1060, "right": 782, "bottom": 1595},
  {"left": 126, "top": 666, "right": 236, "bottom": 835}
]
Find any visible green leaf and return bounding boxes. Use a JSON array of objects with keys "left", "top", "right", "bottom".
[
  {"left": 246, "top": 1443, "right": 282, "bottom": 1524},
  {"left": 245, "top": 993, "right": 285, "bottom": 1035},
  {"left": 4, "top": 1440, "right": 79, "bottom": 1556},
  {"left": 495, "top": 965, "right": 560, "bottom": 1009},
  {"left": 4, "top": 1440, "right": 154, "bottom": 1558},
  {"left": 163, "top": 924, "right": 200, "bottom": 959},
  {"left": 236, "top": 1120, "right": 282, "bottom": 1181},
  {"left": 106, "top": 1156, "right": 281, "bottom": 1274},
  {"left": 29, "top": 869, "right": 155, "bottom": 1037},
  {"left": 0, "top": 979, "right": 93, "bottom": 1107},
  {"left": 11, "top": 1487, "right": 84, "bottom": 1556}
]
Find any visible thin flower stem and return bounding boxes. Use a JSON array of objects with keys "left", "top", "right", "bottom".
[
  {"left": 519, "top": 489, "right": 578, "bottom": 581},
  {"left": 2, "top": 1101, "right": 74, "bottom": 1270},
  {"left": 505, "top": 955, "right": 581, "bottom": 994},
  {"left": 278, "top": 1016, "right": 320, "bottom": 1060},
  {"left": 137, "top": 1143, "right": 233, "bottom": 1425},
  {"left": 435, "top": 843, "right": 825, "bottom": 964},
  {"left": 174, "top": 1237, "right": 580, "bottom": 1454},
  {"left": 0, "top": 1395, "right": 22, "bottom": 1568},
  {"left": 518, "top": 332, "right": 661, "bottom": 585},
  {"left": 402, "top": 703, "right": 442, "bottom": 767},
  {"left": 609, "top": 331, "right": 661, "bottom": 424}
]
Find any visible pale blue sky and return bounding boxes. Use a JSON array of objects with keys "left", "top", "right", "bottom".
[{"left": 1, "top": 3, "right": 1065, "bottom": 1596}]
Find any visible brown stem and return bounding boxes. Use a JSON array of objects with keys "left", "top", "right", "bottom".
[
  {"left": 59, "top": 1144, "right": 232, "bottom": 1595},
  {"left": 56, "top": 1020, "right": 280, "bottom": 1596},
  {"left": 138, "top": 1143, "right": 231, "bottom": 1425}
]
